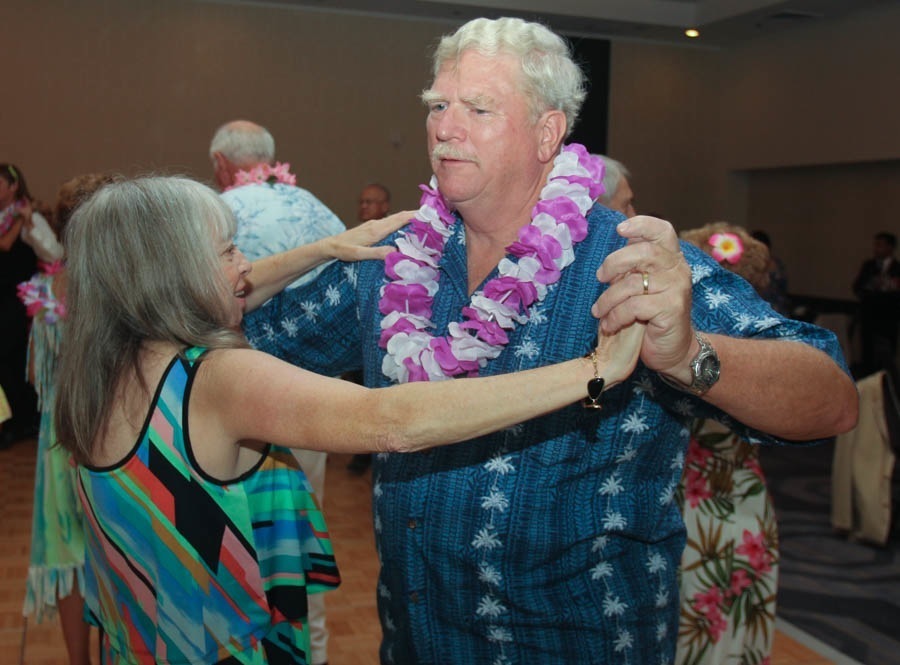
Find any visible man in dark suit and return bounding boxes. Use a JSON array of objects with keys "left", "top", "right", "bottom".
[{"left": 853, "top": 232, "right": 900, "bottom": 375}]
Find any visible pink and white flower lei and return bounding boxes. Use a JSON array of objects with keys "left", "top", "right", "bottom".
[
  {"left": 226, "top": 161, "right": 297, "bottom": 191},
  {"left": 1, "top": 201, "right": 25, "bottom": 237},
  {"left": 17, "top": 264, "right": 67, "bottom": 325},
  {"left": 379, "top": 143, "right": 604, "bottom": 383}
]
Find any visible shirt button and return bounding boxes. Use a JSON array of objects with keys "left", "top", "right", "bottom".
[
  {"left": 408, "top": 519, "right": 418, "bottom": 530},
  {"left": 410, "top": 591, "right": 420, "bottom": 604}
]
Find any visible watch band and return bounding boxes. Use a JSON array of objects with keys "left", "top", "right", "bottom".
[{"left": 659, "top": 331, "right": 720, "bottom": 396}]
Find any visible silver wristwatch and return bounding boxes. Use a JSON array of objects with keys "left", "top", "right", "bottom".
[{"left": 661, "top": 331, "right": 720, "bottom": 396}]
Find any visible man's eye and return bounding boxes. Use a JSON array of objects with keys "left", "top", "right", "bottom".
[{"left": 430, "top": 102, "right": 447, "bottom": 113}]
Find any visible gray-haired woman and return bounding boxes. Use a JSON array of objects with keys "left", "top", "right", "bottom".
[{"left": 55, "top": 176, "right": 642, "bottom": 664}]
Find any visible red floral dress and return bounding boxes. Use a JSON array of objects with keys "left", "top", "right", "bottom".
[{"left": 676, "top": 418, "right": 779, "bottom": 665}]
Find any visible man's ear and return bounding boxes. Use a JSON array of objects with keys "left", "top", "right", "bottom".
[
  {"left": 212, "top": 151, "right": 233, "bottom": 190},
  {"left": 537, "top": 110, "right": 567, "bottom": 163}
]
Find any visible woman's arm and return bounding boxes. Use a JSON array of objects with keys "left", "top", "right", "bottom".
[
  {"left": 244, "top": 212, "right": 412, "bottom": 310},
  {"left": 21, "top": 210, "right": 64, "bottom": 262},
  {"left": 198, "top": 323, "right": 645, "bottom": 454},
  {"left": 0, "top": 218, "right": 23, "bottom": 251}
]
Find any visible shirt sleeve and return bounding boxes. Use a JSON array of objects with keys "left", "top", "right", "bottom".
[
  {"left": 21, "top": 212, "right": 64, "bottom": 263},
  {"left": 241, "top": 259, "right": 363, "bottom": 377},
  {"left": 654, "top": 241, "right": 852, "bottom": 446}
]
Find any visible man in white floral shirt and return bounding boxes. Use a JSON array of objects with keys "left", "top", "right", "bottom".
[{"left": 210, "top": 119, "right": 344, "bottom": 665}]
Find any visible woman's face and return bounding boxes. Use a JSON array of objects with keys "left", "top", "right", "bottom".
[
  {"left": 0, "top": 176, "right": 18, "bottom": 210},
  {"left": 218, "top": 239, "right": 252, "bottom": 328}
]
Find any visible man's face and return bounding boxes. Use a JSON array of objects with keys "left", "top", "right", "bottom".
[
  {"left": 424, "top": 50, "right": 544, "bottom": 213},
  {"left": 358, "top": 186, "right": 390, "bottom": 222},
  {"left": 610, "top": 177, "right": 635, "bottom": 218}
]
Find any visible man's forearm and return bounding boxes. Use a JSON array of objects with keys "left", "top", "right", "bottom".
[{"left": 692, "top": 335, "right": 858, "bottom": 440}]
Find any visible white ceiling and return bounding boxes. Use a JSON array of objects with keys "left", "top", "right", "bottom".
[{"left": 227, "top": 0, "right": 892, "bottom": 46}]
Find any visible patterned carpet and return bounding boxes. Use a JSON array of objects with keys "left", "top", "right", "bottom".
[{"left": 760, "top": 439, "right": 900, "bottom": 665}]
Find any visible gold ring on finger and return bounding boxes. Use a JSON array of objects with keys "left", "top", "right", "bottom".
[{"left": 641, "top": 271, "right": 650, "bottom": 295}]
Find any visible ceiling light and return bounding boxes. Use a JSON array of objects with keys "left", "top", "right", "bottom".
[{"left": 685, "top": 28, "right": 700, "bottom": 38}]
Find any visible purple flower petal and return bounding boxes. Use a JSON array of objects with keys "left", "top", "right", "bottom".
[{"left": 379, "top": 282, "right": 431, "bottom": 316}]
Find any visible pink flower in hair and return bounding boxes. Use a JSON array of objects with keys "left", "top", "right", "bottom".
[{"left": 709, "top": 232, "right": 744, "bottom": 264}]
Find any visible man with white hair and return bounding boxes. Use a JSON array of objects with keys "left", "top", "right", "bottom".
[
  {"left": 209, "top": 119, "right": 342, "bottom": 665},
  {"left": 596, "top": 154, "right": 636, "bottom": 217},
  {"left": 243, "top": 18, "right": 857, "bottom": 663}
]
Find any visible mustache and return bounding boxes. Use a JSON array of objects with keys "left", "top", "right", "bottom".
[{"left": 431, "top": 144, "right": 479, "bottom": 164}]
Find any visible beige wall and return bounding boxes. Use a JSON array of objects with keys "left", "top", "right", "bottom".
[
  {"left": 745, "top": 161, "right": 900, "bottom": 300},
  {"left": 607, "top": 41, "right": 724, "bottom": 228},
  {"left": 719, "top": 3, "right": 900, "bottom": 170},
  {"left": 1, "top": 0, "right": 447, "bottom": 224},
  {"left": 608, "top": 2, "right": 900, "bottom": 299},
  {"left": 3, "top": 0, "right": 898, "bottom": 301}
]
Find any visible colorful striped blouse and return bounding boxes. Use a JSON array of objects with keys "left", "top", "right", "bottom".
[{"left": 77, "top": 347, "right": 339, "bottom": 664}]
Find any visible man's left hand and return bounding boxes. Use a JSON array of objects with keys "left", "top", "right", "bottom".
[{"left": 592, "top": 215, "right": 695, "bottom": 376}]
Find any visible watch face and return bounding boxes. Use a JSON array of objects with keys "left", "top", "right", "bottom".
[
  {"left": 696, "top": 352, "right": 720, "bottom": 389},
  {"left": 691, "top": 335, "right": 720, "bottom": 393},
  {"left": 699, "top": 355, "right": 718, "bottom": 378}
]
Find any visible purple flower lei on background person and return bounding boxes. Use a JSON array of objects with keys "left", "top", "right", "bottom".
[{"left": 379, "top": 144, "right": 605, "bottom": 383}]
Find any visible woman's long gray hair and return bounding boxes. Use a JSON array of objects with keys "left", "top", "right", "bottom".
[{"left": 54, "top": 176, "right": 248, "bottom": 464}]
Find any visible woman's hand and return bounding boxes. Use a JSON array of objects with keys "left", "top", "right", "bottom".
[
  {"left": 320, "top": 210, "right": 414, "bottom": 262},
  {"left": 0, "top": 200, "right": 28, "bottom": 251},
  {"left": 18, "top": 199, "right": 34, "bottom": 230},
  {"left": 245, "top": 211, "right": 415, "bottom": 312},
  {"left": 595, "top": 321, "right": 645, "bottom": 388},
  {"left": 9, "top": 199, "right": 34, "bottom": 234}
]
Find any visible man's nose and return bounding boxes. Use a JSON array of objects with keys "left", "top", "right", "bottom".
[{"left": 434, "top": 107, "right": 465, "bottom": 142}]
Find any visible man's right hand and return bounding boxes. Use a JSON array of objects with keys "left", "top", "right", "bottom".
[{"left": 592, "top": 215, "right": 696, "bottom": 378}]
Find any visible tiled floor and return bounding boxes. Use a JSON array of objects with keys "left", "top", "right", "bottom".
[{"left": 1, "top": 440, "right": 832, "bottom": 664}]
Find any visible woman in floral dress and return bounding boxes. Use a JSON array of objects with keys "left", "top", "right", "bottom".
[
  {"left": 676, "top": 223, "right": 780, "bottom": 665},
  {"left": 20, "top": 173, "right": 114, "bottom": 665}
]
